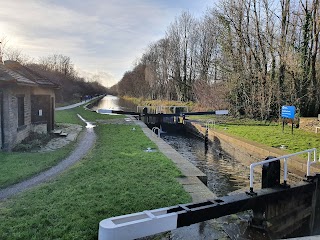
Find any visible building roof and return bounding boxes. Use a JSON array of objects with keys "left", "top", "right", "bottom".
[{"left": 0, "top": 61, "right": 59, "bottom": 88}]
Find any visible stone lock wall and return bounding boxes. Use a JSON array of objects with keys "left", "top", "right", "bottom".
[{"left": 185, "top": 121, "right": 320, "bottom": 178}]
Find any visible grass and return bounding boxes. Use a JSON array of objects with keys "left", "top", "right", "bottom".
[
  {"left": 0, "top": 103, "right": 124, "bottom": 189},
  {"left": 206, "top": 118, "right": 320, "bottom": 154},
  {"left": 0, "top": 144, "right": 75, "bottom": 189},
  {"left": 0, "top": 124, "right": 191, "bottom": 240},
  {"left": 55, "top": 99, "right": 79, "bottom": 107},
  {"left": 55, "top": 105, "right": 124, "bottom": 125},
  {"left": 122, "top": 96, "right": 195, "bottom": 108}
]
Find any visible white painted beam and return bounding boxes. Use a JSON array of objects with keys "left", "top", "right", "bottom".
[{"left": 99, "top": 207, "right": 181, "bottom": 240}]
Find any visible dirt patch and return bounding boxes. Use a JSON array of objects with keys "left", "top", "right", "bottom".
[
  {"left": 299, "top": 117, "right": 320, "bottom": 133},
  {"left": 37, "top": 124, "right": 83, "bottom": 152}
]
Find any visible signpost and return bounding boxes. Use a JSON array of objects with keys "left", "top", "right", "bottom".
[{"left": 281, "top": 106, "right": 296, "bottom": 134}]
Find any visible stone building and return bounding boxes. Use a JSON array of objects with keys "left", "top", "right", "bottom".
[{"left": 0, "top": 60, "right": 59, "bottom": 151}]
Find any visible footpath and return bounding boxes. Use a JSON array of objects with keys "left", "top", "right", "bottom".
[
  {"left": 55, "top": 95, "right": 102, "bottom": 111},
  {"left": 0, "top": 104, "right": 96, "bottom": 201}
]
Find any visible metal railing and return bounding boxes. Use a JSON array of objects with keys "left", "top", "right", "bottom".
[
  {"left": 137, "top": 106, "right": 189, "bottom": 115},
  {"left": 249, "top": 148, "right": 317, "bottom": 193},
  {"left": 205, "top": 119, "right": 215, "bottom": 130},
  {"left": 152, "top": 127, "right": 161, "bottom": 138}
]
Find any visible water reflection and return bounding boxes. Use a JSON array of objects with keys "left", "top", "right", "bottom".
[
  {"left": 91, "top": 95, "right": 137, "bottom": 112},
  {"left": 162, "top": 132, "right": 250, "bottom": 196},
  {"left": 161, "top": 132, "right": 264, "bottom": 240}
]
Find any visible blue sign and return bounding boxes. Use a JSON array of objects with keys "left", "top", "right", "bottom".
[{"left": 281, "top": 106, "right": 296, "bottom": 119}]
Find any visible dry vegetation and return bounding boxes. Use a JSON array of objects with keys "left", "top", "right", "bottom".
[{"left": 113, "top": 0, "right": 320, "bottom": 119}]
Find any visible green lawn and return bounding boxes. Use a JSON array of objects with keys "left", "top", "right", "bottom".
[
  {"left": 211, "top": 122, "right": 320, "bottom": 154},
  {"left": 0, "top": 144, "right": 74, "bottom": 188},
  {"left": 0, "top": 105, "right": 124, "bottom": 189},
  {"left": 0, "top": 124, "right": 190, "bottom": 240},
  {"left": 55, "top": 106, "right": 124, "bottom": 125}
]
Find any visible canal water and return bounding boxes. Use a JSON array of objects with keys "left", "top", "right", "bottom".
[
  {"left": 93, "top": 95, "right": 267, "bottom": 239},
  {"left": 93, "top": 95, "right": 251, "bottom": 195},
  {"left": 90, "top": 94, "right": 137, "bottom": 112},
  {"left": 162, "top": 132, "right": 250, "bottom": 197}
]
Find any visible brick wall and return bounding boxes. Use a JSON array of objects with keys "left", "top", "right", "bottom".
[
  {"left": 1, "top": 86, "right": 55, "bottom": 151},
  {"left": 2, "top": 86, "right": 32, "bottom": 150}
]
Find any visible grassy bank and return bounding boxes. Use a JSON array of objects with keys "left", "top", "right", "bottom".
[
  {"left": 0, "top": 124, "right": 190, "bottom": 239},
  {"left": 55, "top": 105, "right": 124, "bottom": 125},
  {"left": 0, "top": 104, "right": 123, "bottom": 189},
  {"left": 0, "top": 144, "right": 75, "bottom": 189},
  {"left": 122, "top": 96, "right": 195, "bottom": 108},
  {"left": 203, "top": 117, "right": 320, "bottom": 154}
]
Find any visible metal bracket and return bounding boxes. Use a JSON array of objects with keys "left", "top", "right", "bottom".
[{"left": 246, "top": 188, "right": 258, "bottom": 196}]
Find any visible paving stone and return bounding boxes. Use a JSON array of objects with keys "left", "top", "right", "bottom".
[{"left": 38, "top": 124, "right": 83, "bottom": 152}]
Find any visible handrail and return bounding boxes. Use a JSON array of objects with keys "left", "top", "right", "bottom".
[
  {"left": 205, "top": 119, "right": 215, "bottom": 130},
  {"left": 152, "top": 127, "right": 161, "bottom": 138},
  {"left": 249, "top": 148, "right": 317, "bottom": 193},
  {"left": 137, "top": 106, "right": 189, "bottom": 114}
]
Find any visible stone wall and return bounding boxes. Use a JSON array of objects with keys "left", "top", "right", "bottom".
[
  {"left": 3, "top": 87, "right": 32, "bottom": 150},
  {"left": 1, "top": 85, "right": 57, "bottom": 151},
  {"left": 185, "top": 121, "right": 320, "bottom": 177},
  {"left": 31, "top": 124, "right": 47, "bottom": 134}
]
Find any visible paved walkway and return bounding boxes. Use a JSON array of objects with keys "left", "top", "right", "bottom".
[
  {"left": 55, "top": 100, "right": 88, "bottom": 110},
  {"left": 55, "top": 96, "right": 101, "bottom": 110},
  {"left": 0, "top": 116, "right": 96, "bottom": 201}
]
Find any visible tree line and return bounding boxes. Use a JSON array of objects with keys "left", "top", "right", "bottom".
[
  {"left": 29, "top": 54, "right": 107, "bottom": 103},
  {"left": 114, "top": 0, "right": 320, "bottom": 119},
  {"left": 1, "top": 40, "right": 107, "bottom": 103}
]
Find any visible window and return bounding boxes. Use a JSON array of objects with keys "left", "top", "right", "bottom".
[{"left": 17, "top": 96, "right": 25, "bottom": 127}]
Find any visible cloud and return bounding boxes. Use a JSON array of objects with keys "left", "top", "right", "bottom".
[
  {"left": 0, "top": 0, "right": 214, "bottom": 83},
  {"left": 76, "top": 68, "right": 117, "bottom": 88}
]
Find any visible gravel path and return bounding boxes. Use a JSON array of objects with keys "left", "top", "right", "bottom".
[
  {"left": 0, "top": 116, "right": 96, "bottom": 201},
  {"left": 55, "top": 96, "right": 101, "bottom": 110},
  {"left": 55, "top": 100, "right": 88, "bottom": 110}
]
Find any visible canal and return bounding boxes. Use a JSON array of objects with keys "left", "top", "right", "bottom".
[
  {"left": 94, "top": 95, "right": 251, "bottom": 195},
  {"left": 162, "top": 132, "right": 250, "bottom": 197},
  {"left": 93, "top": 95, "right": 267, "bottom": 239}
]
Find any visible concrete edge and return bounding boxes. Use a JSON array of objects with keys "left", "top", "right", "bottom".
[
  {"left": 185, "top": 120, "right": 319, "bottom": 178},
  {"left": 131, "top": 118, "right": 216, "bottom": 201}
]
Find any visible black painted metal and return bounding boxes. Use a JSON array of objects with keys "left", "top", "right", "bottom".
[
  {"left": 204, "top": 128, "right": 208, "bottom": 150},
  {"left": 103, "top": 109, "right": 213, "bottom": 116},
  {"left": 111, "top": 110, "right": 140, "bottom": 115},
  {"left": 262, "top": 157, "right": 280, "bottom": 188},
  {"left": 182, "top": 111, "right": 217, "bottom": 115},
  {"left": 165, "top": 181, "right": 315, "bottom": 228},
  {"left": 141, "top": 111, "right": 217, "bottom": 117}
]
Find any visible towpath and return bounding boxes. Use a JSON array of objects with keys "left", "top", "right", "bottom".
[
  {"left": 55, "top": 95, "right": 101, "bottom": 110},
  {"left": 0, "top": 115, "right": 96, "bottom": 201}
]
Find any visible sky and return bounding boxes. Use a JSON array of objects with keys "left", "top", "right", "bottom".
[{"left": 0, "top": 0, "right": 215, "bottom": 87}]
